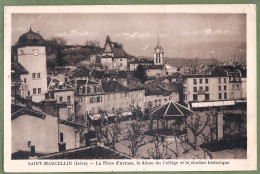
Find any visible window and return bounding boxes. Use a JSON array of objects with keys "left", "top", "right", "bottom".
[
  {"left": 37, "top": 73, "right": 41, "bottom": 78},
  {"left": 218, "top": 93, "right": 222, "bottom": 100},
  {"left": 236, "top": 84, "right": 240, "bottom": 89},
  {"left": 33, "top": 88, "right": 36, "bottom": 94},
  {"left": 199, "top": 79, "right": 202, "bottom": 84},
  {"left": 193, "top": 79, "right": 197, "bottom": 85},
  {"left": 224, "top": 85, "right": 227, "bottom": 91},
  {"left": 224, "top": 78, "right": 226, "bottom": 83},
  {"left": 155, "top": 100, "right": 158, "bottom": 106},
  {"left": 193, "top": 94, "right": 198, "bottom": 101},
  {"left": 38, "top": 88, "right": 41, "bottom": 94},
  {"left": 184, "top": 94, "right": 187, "bottom": 100},
  {"left": 28, "top": 91, "right": 30, "bottom": 96},
  {"left": 218, "top": 86, "right": 221, "bottom": 91},
  {"left": 218, "top": 78, "right": 221, "bottom": 84},
  {"left": 24, "top": 78, "right": 26, "bottom": 83},
  {"left": 90, "top": 97, "right": 95, "bottom": 103},
  {"left": 158, "top": 99, "right": 161, "bottom": 105},
  {"left": 183, "top": 88, "right": 187, "bottom": 92},
  {"left": 224, "top": 92, "right": 227, "bottom": 99},
  {"left": 87, "top": 86, "right": 90, "bottom": 94},
  {"left": 68, "top": 108, "right": 72, "bottom": 117},
  {"left": 59, "top": 96, "right": 63, "bottom": 102},
  {"left": 205, "top": 94, "right": 209, "bottom": 100},
  {"left": 20, "top": 50, "right": 24, "bottom": 55},
  {"left": 97, "top": 96, "right": 100, "bottom": 103},
  {"left": 32, "top": 73, "right": 36, "bottom": 79},
  {"left": 164, "top": 99, "right": 167, "bottom": 103},
  {"left": 193, "top": 87, "right": 197, "bottom": 92},
  {"left": 205, "top": 79, "right": 209, "bottom": 84},
  {"left": 199, "top": 86, "right": 203, "bottom": 91},
  {"left": 205, "top": 86, "right": 209, "bottom": 91},
  {"left": 67, "top": 96, "right": 71, "bottom": 102}
]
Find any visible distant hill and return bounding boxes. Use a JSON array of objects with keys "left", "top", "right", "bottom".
[{"left": 46, "top": 45, "right": 102, "bottom": 67}]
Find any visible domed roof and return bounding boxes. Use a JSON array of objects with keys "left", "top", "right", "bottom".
[{"left": 17, "top": 27, "right": 45, "bottom": 47}]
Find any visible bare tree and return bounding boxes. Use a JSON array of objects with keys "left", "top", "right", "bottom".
[
  {"left": 146, "top": 101, "right": 154, "bottom": 131},
  {"left": 101, "top": 108, "right": 122, "bottom": 149},
  {"left": 184, "top": 113, "right": 209, "bottom": 150},
  {"left": 148, "top": 134, "right": 170, "bottom": 159},
  {"left": 126, "top": 120, "right": 146, "bottom": 158}
]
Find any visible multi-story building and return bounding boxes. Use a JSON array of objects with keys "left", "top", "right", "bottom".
[
  {"left": 144, "top": 81, "right": 179, "bottom": 109},
  {"left": 183, "top": 65, "right": 245, "bottom": 109},
  {"left": 74, "top": 79, "right": 105, "bottom": 119},
  {"left": 100, "top": 35, "right": 128, "bottom": 71},
  {"left": 102, "top": 81, "right": 145, "bottom": 112},
  {"left": 12, "top": 100, "right": 82, "bottom": 155},
  {"left": 47, "top": 77, "right": 75, "bottom": 121},
  {"left": 129, "top": 59, "right": 153, "bottom": 71}
]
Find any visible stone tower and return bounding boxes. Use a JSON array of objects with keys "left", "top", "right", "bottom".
[{"left": 17, "top": 27, "right": 47, "bottom": 102}]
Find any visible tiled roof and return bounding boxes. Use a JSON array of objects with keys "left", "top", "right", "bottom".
[
  {"left": 113, "top": 47, "right": 126, "bottom": 58},
  {"left": 58, "top": 119, "right": 84, "bottom": 129},
  {"left": 220, "top": 66, "right": 240, "bottom": 72},
  {"left": 102, "top": 81, "right": 130, "bottom": 93},
  {"left": 40, "top": 145, "right": 131, "bottom": 159},
  {"left": 11, "top": 63, "right": 29, "bottom": 75},
  {"left": 156, "top": 83, "right": 179, "bottom": 92},
  {"left": 129, "top": 59, "right": 153, "bottom": 64},
  {"left": 72, "top": 68, "right": 90, "bottom": 78},
  {"left": 146, "top": 65, "right": 165, "bottom": 69},
  {"left": 117, "top": 71, "right": 128, "bottom": 78},
  {"left": 91, "top": 69, "right": 105, "bottom": 79},
  {"left": 11, "top": 104, "right": 46, "bottom": 121}
]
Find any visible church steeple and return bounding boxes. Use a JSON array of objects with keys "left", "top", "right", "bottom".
[{"left": 154, "top": 34, "right": 164, "bottom": 65}]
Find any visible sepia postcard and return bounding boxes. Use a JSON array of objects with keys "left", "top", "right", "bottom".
[{"left": 3, "top": 4, "right": 257, "bottom": 172}]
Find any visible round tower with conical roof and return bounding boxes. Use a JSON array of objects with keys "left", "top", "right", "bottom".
[{"left": 17, "top": 27, "right": 47, "bottom": 102}]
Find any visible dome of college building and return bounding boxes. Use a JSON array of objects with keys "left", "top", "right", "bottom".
[{"left": 17, "top": 27, "right": 45, "bottom": 47}]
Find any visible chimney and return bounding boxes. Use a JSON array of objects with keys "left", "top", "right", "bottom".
[{"left": 26, "top": 96, "right": 33, "bottom": 109}]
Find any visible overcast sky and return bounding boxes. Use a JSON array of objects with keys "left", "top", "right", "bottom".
[{"left": 12, "top": 13, "right": 246, "bottom": 61}]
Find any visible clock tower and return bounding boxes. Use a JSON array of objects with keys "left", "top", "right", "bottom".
[{"left": 17, "top": 27, "right": 47, "bottom": 102}]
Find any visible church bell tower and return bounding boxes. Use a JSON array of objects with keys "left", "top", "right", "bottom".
[{"left": 154, "top": 34, "right": 164, "bottom": 65}]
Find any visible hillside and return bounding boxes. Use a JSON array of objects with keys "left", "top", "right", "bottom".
[{"left": 138, "top": 56, "right": 222, "bottom": 67}]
